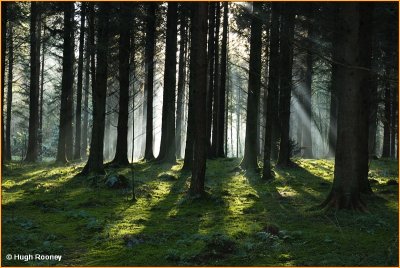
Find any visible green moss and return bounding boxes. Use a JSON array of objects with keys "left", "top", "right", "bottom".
[{"left": 2, "top": 158, "right": 398, "bottom": 266}]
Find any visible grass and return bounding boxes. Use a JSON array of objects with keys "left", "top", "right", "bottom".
[{"left": 2, "top": 158, "right": 398, "bottom": 266}]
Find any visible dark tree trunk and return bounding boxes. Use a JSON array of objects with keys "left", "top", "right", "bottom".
[
  {"left": 80, "top": 3, "right": 110, "bottom": 175},
  {"left": 56, "top": 3, "right": 75, "bottom": 163},
  {"left": 143, "top": 3, "right": 157, "bottom": 161},
  {"left": 112, "top": 3, "right": 132, "bottom": 166},
  {"left": 189, "top": 2, "right": 208, "bottom": 197},
  {"left": 216, "top": 2, "right": 228, "bottom": 157},
  {"left": 390, "top": 89, "right": 397, "bottom": 158},
  {"left": 157, "top": 2, "right": 178, "bottom": 163},
  {"left": 321, "top": 3, "right": 367, "bottom": 211},
  {"left": 262, "top": 2, "right": 280, "bottom": 180},
  {"left": 382, "top": 73, "right": 391, "bottom": 158},
  {"left": 74, "top": 3, "right": 86, "bottom": 160},
  {"left": 5, "top": 21, "right": 13, "bottom": 161},
  {"left": 1, "top": 3, "right": 7, "bottom": 164},
  {"left": 25, "top": 2, "right": 41, "bottom": 162},
  {"left": 302, "top": 8, "right": 314, "bottom": 159},
  {"left": 206, "top": 3, "right": 215, "bottom": 157},
  {"left": 82, "top": 24, "right": 90, "bottom": 158},
  {"left": 183, "top": 13, "right": 195, "bottom": 171},
  {"left": 38, "top": 20, "right": 46, "bottom": 159},
  {"left": 276, "top": 6, "right": 295, "bottom": 168},
  {"left": 211, "top": 2, "right": 220, "bottom": 157},
  {"left": 368, "top": 41, "right": 378, "bottom": 158},
  {"left": 240, "top": 2, "right": 262, "bottom": 171},
  {"left": 176, "top": 10, "right": 188, "bottom": 159}
]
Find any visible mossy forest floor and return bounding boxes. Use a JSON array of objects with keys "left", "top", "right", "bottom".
[{"left": 2, "top": 158, "right": 398, "bottom": 266}]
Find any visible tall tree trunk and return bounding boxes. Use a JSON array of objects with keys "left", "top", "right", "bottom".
[
  {"left": 321, "top": 3, "right": 367, "bottom": 210},
  {"left": 5, "top": 21, "right": 13, "bottom": 161},
  {"left": 302, "top": 8, "right": 314, "bottom": 159},
  {"left": 276, "top": 6, "right": 295, "bottom": 168},
  {"left": 74, "top": 3, "right": 86, "bottom": 160},
  {"left": 176, "top": 10, "right": 188, "bottom": 160},
  {"left": 56, "top": 3, "right": 75, "bottom": 163},
  {"left": 82, "top": 25, "right": 90, "bottom": 158},
  {"left": 206, "top": 3, "right": 215, "bottom": 157},
  {"left": 112, "top": 3, "right": 132, "bottom": 166},
  {"left": 143, "top": 3, "right": 157, "bottom": 161},
  {"left": 189, "top": 2, "right": 208, "bottom": 197},
  {"left": 38, "top": 20, "right": 46, "bottom": 159},
  {"left": 240, "top": 2, "right": 262, "bottom": 171},
  {"left": 390, "top": 89, "right": 397, "bottom": 158},
  {"left": 25, "top": 2, "right": 41, "bottom": 162},
  {"left": 80, "top": 3, "right": 109, "bottom": 175},
  {"left": 216, "top": 2, "right": 228, "bottom": 157},
  {"left": 157, "top": 2, "right": 178, "bottom": 163},
  {"left": 1, "top": 2, "right": 7, "bottom": 164},
  {"left": 262, "top": 2, "right": 280, "bottom": 180},
  {"left": 210, "top": 3, "right": 220, "bottom": 157},
  {"left": 382, "top": 71, "right": 391, "bottom": 158}
]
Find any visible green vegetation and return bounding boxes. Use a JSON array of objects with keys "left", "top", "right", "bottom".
[{"left": 2, "top": 158, "right": 398, "bottom": 266}]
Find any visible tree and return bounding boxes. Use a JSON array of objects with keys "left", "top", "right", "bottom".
[
  {"left": 25, "top": 2, "right": 41, "bottom": 162},
  {"left": 80, "top": 3, "right": 110, "bottom": 175},
  {"left": 1, "top": 2, "right": 7, "bottom": 164},
  {"left": 240, "top": 2, "right": 262, "bottom": 171},
  {"left": 111, "top": 3, "right": 133, "bottom": 166},
  {"left": 74, "top": 3, "right": 86, "bottom": 160},
  {"left": 143, "top": 3, "right": 157, "bottom": 161},
  {"left": 321, "top": 3, "right": 369, "bottom": 210},
  {"left": 5, "top": 19, "right": 14, "bottom": 161},
  {"left": 189, "top": 2, "right": 208, "bottom": 197},
  {"left": 276, "top": 6, "right": 295, "bottom": 167},
  {"left": 82, "top": 22, "right": 90, "bottom": 158},
  {"left": 56, "top": 2, "right": 75, "bottom": 163},
  {"left": 262, "top": 2, "right": 280, "bottom": 180},
  {"left": 175, "top": 7, "right": 188, "bottom": 159},
  {"left": 157, "top": 2, "right": 178, "bottom": 163},
  {"left": 206, "top": 3, "right": 215, "bottom": 157}
]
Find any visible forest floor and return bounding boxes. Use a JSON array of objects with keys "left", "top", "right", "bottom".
[{"left": 2, "top": 158, "right": 398, "bottom": 266}]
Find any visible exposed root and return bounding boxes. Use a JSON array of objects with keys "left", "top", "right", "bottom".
[{"left": 320, "top": 191, "right": 368, "bottom": 212}]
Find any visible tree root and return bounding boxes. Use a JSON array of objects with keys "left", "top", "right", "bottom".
[{"left": 319, "top": 191, "right": 368, "bottom": 212}]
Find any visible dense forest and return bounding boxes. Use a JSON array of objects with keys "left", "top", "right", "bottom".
[{"left": 1, "top": 2, "right": 399, "bottom": 266}]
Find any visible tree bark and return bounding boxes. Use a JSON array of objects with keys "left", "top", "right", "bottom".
[
  {"left": 321, "top": 3, "right": 368, "bottom": 211},
  {"left": 5, "top": 20, "right": 13, "bottom": 161},
  {"left": 38, "top": 19, "right": 46, "bottom": 159},
  {"left": 276, "top": 6, "right": 295, "bottom": 168},
  {"left": 74, "top": 3, "right": 86, "bottom": 160},
  {"left": 112, "top": 3, "right": 132, "bottom": 166},
  {"left": 1, "top": 2, "right": 7, "bottom": 164},
  {"left": 25, "top": 2, "right": 41, "bottom": 162},
  {"left": 80, "top": 3, "right": 110, "bottom": 175},
  {"left": 206, "top": 3, "right": 215, "bottom": 157},
  {"left": 82, "top": 22, "right": 90, "bottom": 159},
  {"left": 143, "top": 3, "right": 157, "bottom": 161},
  {"left": 211, "top": 3, "right": 220, "bottom": 157},
  {"left": 157, "top": 2, "right": 178, "bottom": 163},
  {"left": 189, "top": 2, "right": 208, "bottom": 197},
  {"left": 262, "top": 2, "right": 280, "bottom": 180},
  {"left": 56, "top": 3, "right": 75, "bottom": 163},
  {"left": 240, "top": 2, "right": 262, "bottom": 171},
  {"left": 176, "top": 9, "right": 188, "bottom": 160}
]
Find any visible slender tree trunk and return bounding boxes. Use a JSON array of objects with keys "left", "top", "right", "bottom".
[
  {"left": 25, "top": 2, "right": 41, "bottom": 162},
  {"left": 189, "top": 2, "right": 208, "bottom": 197},
  {"left": 74, "top": 3, "right": 86, "bottom": 160},
  {"left": 262, "top": 2, "right": 279, "bottom": 180},
  {"left": 217, "top": 2, "right": 228, "bottom": 157},
  {"left": 176, "top": 10, "right": 188, "bottom": 160},
  {"left": 5, "top": 21, "right": 13, "bottom": 161},
  {"left": 206, "top": 3, "right": 215, "bottom": 157},
  {"left": 38, "top": 19, "right": 46, "bottom": 159},
  {"left": 112, "top": 3, "right": 132, "bottom": 166},
  {"left": 390, "top": 89, "right": 397, "bottom": 158},
  {"left": 143, "top": 3, "right": 157, "bottom": 161},
  {"left": 157, "top": 2, "right": 178, "bottom": 163},
  {"left": 240, "top": 2, "right": 262, "bottom": 171},
  {"left": 382, "top": 74, "right": 391, "bottom": 158},
  {"left": 56, "top": 3, "right": 75, "bottom": 163},
  {"left": 82, "top": 25, "right": 90, "bottom": 158},
  {"left": 321, "top": 3, "right": 367, "bottom": 210},
  {"left": 211, "top": 3, "right": 220, "bottom": 157},
  {"left": 80, "top": 3, "right": 110, "bottom": 175},
  {"left": 1, "top": 3, "right": 8, "bottom": 164}
]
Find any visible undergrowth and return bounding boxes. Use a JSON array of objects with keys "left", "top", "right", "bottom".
[{"left": 2, "top": 158, "right": 398, "bottom": 266}]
